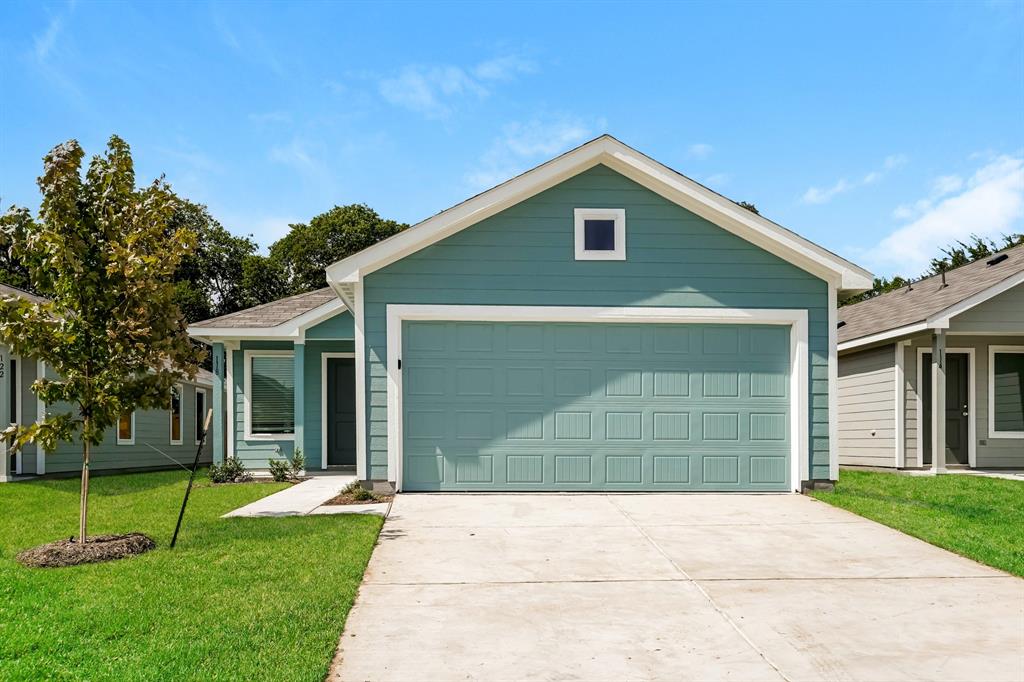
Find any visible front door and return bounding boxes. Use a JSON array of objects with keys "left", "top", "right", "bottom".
[
  {"left": 326, "top": 357, "right": 357, "bottom": 467},
  {"left": 922, "top": 352, "right": 970, "bottom": 466}
]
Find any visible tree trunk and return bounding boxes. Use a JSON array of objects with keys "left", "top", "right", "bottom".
[{"left": 79, "top": 432, "right": 90, "bottom": 544}]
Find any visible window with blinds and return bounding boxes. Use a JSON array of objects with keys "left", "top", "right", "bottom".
[
  {"left": 250, "top": 355, "right": 295, "bottom": 435},
  {"left": 170, "top": 385, "right": 183, "bottom": 444},
  {"left": 992, "top": 350, "right": 1024, "bottom": 435}
]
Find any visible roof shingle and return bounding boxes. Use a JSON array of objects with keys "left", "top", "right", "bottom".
[
  {"left": 838, "top": 244, "right": 1024, "bottom": 344},
  {"left": 189, "top": 287, "right": 338, "bottom": 329}
]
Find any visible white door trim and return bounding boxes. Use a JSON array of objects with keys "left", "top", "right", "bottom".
[
  {"left": 915, "top": 346, "right": 977, "bottom": 468},
  {"left": 321, "top": 352, "right": 357, "bottom": 470},
  {"left": 385, "top": 304, "right": 810, "bottom": 492}
]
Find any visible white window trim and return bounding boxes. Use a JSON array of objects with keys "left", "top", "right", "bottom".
[
  {"left": 915, "top": 346, "right": 976, "bottom": 469},
  {"left": 169, "top": 383, "right": 184, "bottom": 445},
  {"left": 243, "top": 349, "right": 296, "bottom": 441},
  {"left": 117, "top": 411, "right": 136, "bottom": 446},
  {"left": 12, "top": 355, "right": 21, "bottom": 474},
  {"left": 36, "top": 360, "right": 45, "bottom": 475},
  {"left": 320, "top": 352, "right": 357, "bottom": 470},
  {"left": 574, "top": 208, "right": 626, "bottom": 261},
  {"left": 194, "top": 387, "right": 208, "bottom": 445},
  {"left": 988, "top": 345, "right": 1024, "bottom": 439},
  {"left": 386, "top": 304, "right": 809, "bottom": 493}
]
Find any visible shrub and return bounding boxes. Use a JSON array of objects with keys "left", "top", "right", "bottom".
[
  {"left": 268, "top": 449, "right": 305, "bottom": 483},
  {"left": 208, "top": 458, "right": 252, "bottom": 484},
  {"left": 342, "top": 480, "right": 374, "bottom": 502}
]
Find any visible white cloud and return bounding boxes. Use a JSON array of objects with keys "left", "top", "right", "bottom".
[
  {"left": 802, "top": 153, "right": 908, "bottom": 204},
  {"left": 465, "top": 116, "right": 598, "bottom": 189},
  {"left": 802, "top": 178, "right": 853, "bottom": 205},
  {"left": 33, "top": 13, "right": 65, "bottom": 61},
  {"left": 932, "top": 174, "right": 964, "bottom": 196},
  {"left": 378, "top": 54, "right": 537, "bottom": 119},
  {"left": 687, "top": 143, "right": 714, "bottom": 160},
  {"left": 865, "top": 155, "right": 1024, "bottom": 275},
  {"left": 269, "top": 138, "right": 332, "bottom": 187}
]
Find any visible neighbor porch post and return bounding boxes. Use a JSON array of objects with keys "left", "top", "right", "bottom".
[
  {"left": 0, "top": 344, "right": 10, "bottom": 482},
  {"left": 293, "top": 341, "right": 305, "bottom": 465},
  {"left": 211, "top": 342, "right": 225, "bottom": 465},
  {"left": 931, "top": 330, "right": 947, "bottom": 473}
]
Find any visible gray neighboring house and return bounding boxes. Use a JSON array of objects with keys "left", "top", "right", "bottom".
[
  {"left": 837, "top": 245, "right": 1024, "bottom": 472},
  {"left": 0, "top": 284, "right": 214, "bottom": 482}
]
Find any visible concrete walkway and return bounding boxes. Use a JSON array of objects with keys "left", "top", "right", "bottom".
[
  {"left": 223, "top": 473, "right": 357, "bottom": 517},
  {"left": 331, "top": 493, "right": 1024, "bottom": 682}
]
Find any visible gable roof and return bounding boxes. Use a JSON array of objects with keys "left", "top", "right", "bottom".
[
  {"left": 190, "top": 288, "right": 337, "bottom": 329},
  {"left": 838, "top": 244, "right": 1024, "bottom": 350},
  {"left": 325, "top": 135, "right": 873, "bottom": 293},
  {"left": 186, "top": 287, "right": 347, "bottom": 340}
]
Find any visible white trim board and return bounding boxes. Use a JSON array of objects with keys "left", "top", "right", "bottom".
[
  {"left": 12, "top": 355, "right": 21, "bottom": 475},
  {"left": 987, "top": 345, "right": 1024, "bottom": 439},
  {"left": 35, "top": 359, "right": 45, "bottom": 475},
  {"left": 320, "top": 352, "right": 356, "bottom": 470},
  {"left": 895, "top": 340, "right": 908, "bottom": 468},
  {"left": 194, "top": 386, "right": 208, "bottom": 446},
  {"left": 384, "top": 304, "right": 810, "bottom": 493},
  {"left": 327, "top": 136, "right": 871, "bottom": 292},
  {"left": 915, "top": 346, "right": 977, "bottom": 469}
]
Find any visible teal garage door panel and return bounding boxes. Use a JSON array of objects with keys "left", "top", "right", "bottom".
[{"left": 402, "top": 321, "right": 790, "bottom": 491}]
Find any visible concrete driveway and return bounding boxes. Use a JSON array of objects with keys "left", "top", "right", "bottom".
[{"left": 331, "top": 494, "right": 1024, "bottom": 681}]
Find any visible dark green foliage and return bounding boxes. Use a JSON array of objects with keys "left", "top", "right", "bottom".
[
  {"left": 268, "top": 449, "right": 304, "bottom": 482},
  {"left": 239, "top": 253, "right": 290, "bottom": 308},
  {"left": 207, "top": 457, "right": 252, "bottom": 483},
  {"left": 737, "top": 201, "right": 759, "bottom": 215},
  {"left": 269, "top": 204, "right": 407, "bottom": 293}
]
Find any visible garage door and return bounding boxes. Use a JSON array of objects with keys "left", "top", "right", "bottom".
[{"left": 401, "top": 321, "right": 791, "bottom": 491}]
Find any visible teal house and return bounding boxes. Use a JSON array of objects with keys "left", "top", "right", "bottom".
[
  {"left": 0, "top": 284, "right": 214, "bottom": 482},
  {"left": 188, "top": 136, "right": 872, "bottom": 492}
]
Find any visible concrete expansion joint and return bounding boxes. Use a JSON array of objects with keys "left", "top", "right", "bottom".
[{"left": 605, "top": 495, "right": 795, "bottom": 682}]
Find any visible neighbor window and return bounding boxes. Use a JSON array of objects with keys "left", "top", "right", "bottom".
[
  {"left": 574, "top": 208, "right": 626, "bottom": 261},
  {"left": 195, "top": 387, "right": 208, "bottom": 445},
  {"left": 989, "top": 346, "right": 1024, "bottom": 438},
  {"left": 117, "top": 412, "right": 135, "bottom": 445},
  {"left": 169, "top": 385, "right": 183, "bottom": 445},
  {"left": 245, "top": 352, "right": 295, "bottom": 439}
]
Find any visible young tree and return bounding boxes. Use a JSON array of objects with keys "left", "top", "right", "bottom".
[{"left": 0, "top": 136, "right": 202, "bottom": 543}]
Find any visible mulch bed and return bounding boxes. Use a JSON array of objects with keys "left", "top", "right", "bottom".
[
  {"left": 16, "top": 533, "right": 156, "bottom": 568},
  {"left": 323, "top": 491, "right": 393, "bottom": 506}
]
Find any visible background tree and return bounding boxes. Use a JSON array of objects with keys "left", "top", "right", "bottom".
[
  {"left": 269, "top": 204, "right": 407, "bottom": 293},
  {"left": 170, "top": 199, "right": 262, "bottom": 321},
  {"left": 0, "top": 136, "right": 201, "bottom": 543},
  {"left": 238, "top": 253, "right": 290, "bottom": 308}
]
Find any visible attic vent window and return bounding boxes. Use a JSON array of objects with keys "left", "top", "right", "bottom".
[{"left": 574, "top": 208, "right": 626, "bottom": 261}]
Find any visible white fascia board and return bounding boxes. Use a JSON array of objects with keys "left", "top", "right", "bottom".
[
  {"left": 837, "top": 322, "right": 930, "bottom": 352},
  {"left": 927, "top": 271, "right": 1024, "bottom": 327},
  {"left": 186, "top": 298, "right": 347, "bottom": 342},
  {"left": 325, "top": 136, "right": 872, "bottom": 291}
]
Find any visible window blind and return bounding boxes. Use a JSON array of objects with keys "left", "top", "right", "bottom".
[{"left": 250, "top": 356, "right": 295, "bottom": 434}]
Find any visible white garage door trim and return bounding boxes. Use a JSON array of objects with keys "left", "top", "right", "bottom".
[{"left": 386, "top": 305, "right": 810, "bottom": 492}]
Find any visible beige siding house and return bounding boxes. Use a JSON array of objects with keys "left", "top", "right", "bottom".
[{"left": 837, "top": 245, "right": 1024, "bottom": 471}]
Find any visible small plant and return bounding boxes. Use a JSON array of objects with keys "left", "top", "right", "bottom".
[
  {"left": 268, "top": 449, "right": 305, "bottom": 483},
  {"left": 342, "top": 480, "right": 374, "bottom": 502},
  {"left": 208, "top": 457, "right": 252, "bottom": 484}
]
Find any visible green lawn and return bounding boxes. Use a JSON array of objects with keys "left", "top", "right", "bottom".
[
  {"left": 811, "top": 470, "right": 1024, "bottom": 577},
  {"left": 0, "top": 470, "right": 383, "bottom": 681}
]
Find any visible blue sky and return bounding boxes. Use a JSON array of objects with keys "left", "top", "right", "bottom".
[{"left": 2, "top": 1, "right": 1022, "bottom": 277}]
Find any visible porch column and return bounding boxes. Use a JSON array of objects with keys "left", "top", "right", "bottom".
[
  {"left": 0, "top": 345, "right": 10, "bottom": 482},
  {"left": 931, "top": 330, "right": 947, "bottom": 473},
  {"left": 211, "top": 342, "right": 225, "bottom": 465},
  {"left": 293, "top": 341, "right": 305, "bottom": 466}
]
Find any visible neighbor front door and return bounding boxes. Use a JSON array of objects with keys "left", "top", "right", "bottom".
[
  {"left": 326, "top": 357, "right": 357, "bottom": 467},
  {"left": 922, "top": 352, "right": 970, "bottom": 466}
]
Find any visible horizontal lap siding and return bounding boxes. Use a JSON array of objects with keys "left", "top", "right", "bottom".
[
  {"left": 302, "top": 340, "right": 355, "bottom": 470},
  {"left": 837, "top": 345, "right": 896, "bottom": 467},
  {"left": 44, "top": 380, "right": 212, "bottom": 474},
  {"left": 949, "top": 284, "right": 1024, "bottom": 333},
  {"left": 363, "top": 164, "right": 831, "bottom": 482}
]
